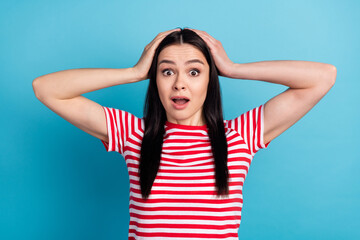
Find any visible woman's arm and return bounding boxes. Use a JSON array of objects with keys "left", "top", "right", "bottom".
[
  {"left": 228, "top": 61, "right": 337, "bottom": 145},
  {"left": 188, "top": 28, "right": 337, "bottom": 145},
  {"left": 32, "top": 67, "right": 140, "bottom": 142},
  {"left": 33, "top": 68, "right": 139, "bottom": 100},
  {"left": 32, "top": 28, "right": 181, "bottom": 142},
  {"left": 227, "top": 60, "right": 336, "bottom": 88},
  {"left": 228, "top": 60, "right": 337, "bottom": 145}
]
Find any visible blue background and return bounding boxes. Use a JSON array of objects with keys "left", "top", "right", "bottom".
[{"left": 1, "top": 0, "right": 359, "bottom": 239}]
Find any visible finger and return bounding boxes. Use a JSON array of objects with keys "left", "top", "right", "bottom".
[
  {"left": 198, "top": 31, "right": 218, "bottom": 46},
  {"left": 148, "top": 28, "right": 180, "bottom": 49},
  {"left": 189, "top": 28, "right": 216, "bottom": 49},
  {"left": 188, "top": 28, "right": 213, "bottom": 42},
  {"left": 153, "top": 28, "right": 180, "bottom": 44},
  {"left": 158, "top": 28, "right": 181, "bottom": 38},
  {"left": 189, "top": 28, "right": 218, "bottom": 45},
  {"left": 190, "top": 28, "right": 214, "bottom": 40}
]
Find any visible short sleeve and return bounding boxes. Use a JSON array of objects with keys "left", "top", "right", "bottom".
[
  {"left": 100, "top": 106, "right": 137, "bottom": 155},
  {"left": 226, "top": 104, "right": 271, "bottom": 155}
]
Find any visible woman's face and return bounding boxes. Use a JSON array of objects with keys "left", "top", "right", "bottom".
[{"left": 156, "top": 43, "right": 210, "bottom": 126}]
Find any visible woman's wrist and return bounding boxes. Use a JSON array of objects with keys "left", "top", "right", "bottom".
[
  {"left": 224, "top": 62, "right": 239, "bottom": 79},
  {"left": 130, "top": 67, "right": 148, "bottom": 82}
]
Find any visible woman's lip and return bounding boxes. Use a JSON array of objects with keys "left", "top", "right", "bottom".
[
  {"left": 170, "top": 96, "right": 190, "bottom": 101},
  {"left": 171, "top": 100, "right": 190, "bottom": 110}
]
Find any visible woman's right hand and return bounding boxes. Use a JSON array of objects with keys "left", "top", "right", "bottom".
[{"left": 132, "top": 28, "right": 181, "bottom": 82}]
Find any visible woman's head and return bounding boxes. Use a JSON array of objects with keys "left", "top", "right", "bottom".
[
  {"left": 145, "top": 28, "right": 221, "bottom": 126},
  {"left": 156, "top": 43, "right": 209, "bottom": 125}
]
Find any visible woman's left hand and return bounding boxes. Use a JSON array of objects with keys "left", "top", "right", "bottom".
[{"left": 187, "top": 28, "right": 235, "bottom": 78}]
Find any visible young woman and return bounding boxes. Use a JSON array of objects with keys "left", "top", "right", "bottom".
[{"left": 33, "top": 27, "right": 336, "bottom": 239}]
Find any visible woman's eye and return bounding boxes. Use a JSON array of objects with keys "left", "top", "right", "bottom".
[
  {"left": 162, "top": 69, "right": 173, "bottom": 76},
  {"left": 190, "top": 69, "right": 200, "bottom": 76}
]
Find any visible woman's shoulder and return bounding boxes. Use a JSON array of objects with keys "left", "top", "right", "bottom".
[{"left": 102, "top": 106, "right": 144, "bottom": 131}]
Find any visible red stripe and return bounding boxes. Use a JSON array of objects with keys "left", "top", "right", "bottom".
[
  {"left": 246, "top": 110, "right": 250, "bottom": 154},
  {"left": 107, "top": 107, "right": 116, "bottom": 152},
  {"left": 129, "top": 221, "right": 239, "bottom": 230},
  {"left": 252, "top": 107, "right": 256, "bottom": 154},
  {"left": 128, "top": 229, "right": 239, "bottom": 239},
  {"left": 130, "top": 204, "right": 242, "bottom": 212},
  {"left": 130, "top": 195, "right": 244, "bottom": 205}
]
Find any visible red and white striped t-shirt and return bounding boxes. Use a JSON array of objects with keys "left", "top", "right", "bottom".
[{"left": 101, "top": 104, "right": 271, "bottom": 240}]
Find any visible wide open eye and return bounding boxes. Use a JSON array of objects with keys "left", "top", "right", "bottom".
[
  {"left": 162, "top": 69, "right": 174, "bottom": 76},
  {"left": 190, "top": 69, "right": 200, "bottom": 76}
]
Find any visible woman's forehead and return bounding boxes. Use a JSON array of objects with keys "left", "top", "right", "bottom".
[{"left": 158, "top": 44, "right": 206, "bottom": 65}]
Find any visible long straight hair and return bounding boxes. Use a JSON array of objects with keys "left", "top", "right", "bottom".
[{"left": 139, "top": 28, "right": 229, "bottom": 200}]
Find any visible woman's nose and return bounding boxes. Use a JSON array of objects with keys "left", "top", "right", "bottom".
[
  {"left": 173, "top": 74, "right": 186, "bottom": 90},
  {"left": 174, "top": 84, "right": 185, "bottom": 90}
]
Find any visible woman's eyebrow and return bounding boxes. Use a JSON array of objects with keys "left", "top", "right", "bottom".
[{"left": 158, "top": 59, "right": 205, "bottom": 66}]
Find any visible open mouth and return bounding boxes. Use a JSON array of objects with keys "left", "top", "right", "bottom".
[
  {"left": 172, "top": 98, "right": 190, "bottom": 105},
  {"left": 171, "top": 96, "right": 190, "bottom": 105}
]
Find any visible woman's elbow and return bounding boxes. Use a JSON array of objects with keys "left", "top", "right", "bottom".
[{"left": 328, "top": 64, "right": 337, "bottom": 85}]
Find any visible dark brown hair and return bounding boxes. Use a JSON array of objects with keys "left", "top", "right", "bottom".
[{"left": 139, "top": 28, "right": 229, "bottom": 199}]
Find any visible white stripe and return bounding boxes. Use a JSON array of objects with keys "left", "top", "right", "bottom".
[
  {"left": 253, "top": 106, "right": 260, "bottom": 153},
  {"left": 129, "top": 208, "right": 241, "bottom": 217},
  {"left": 163, "top": 141, "right": 211, "bottom": 147},
  {"left": 260, "top": 104, "right": 266, "bottom": 148},
  {"left": 129, "top": 216, "right": 240, "bottom": 226},
  {"left": 128, "top": 175, "right": 246, "bottom": 184},
  {"left": 159, "top": 159, "right": 213, "bottom": 167},
  {"left": 130, "top": 192, "right": 243, "bottom": 200},
  {"left": 131, "top": 184, "right": 243, "bottom": 191},
  {"left": 162, "top": 145, "right": 212, "bottom": 153},
  {"left": 128, "top": 226, "right": 238, "bottom": 235},
  {"left": 128, "top": 233, "right": 239, "bottom": 240},
  {"left": 118, "top": 109, "right": 124, "bottom": 153},
  {"left": 165, "top": 128, "right": 208, "bottom": 135}
]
